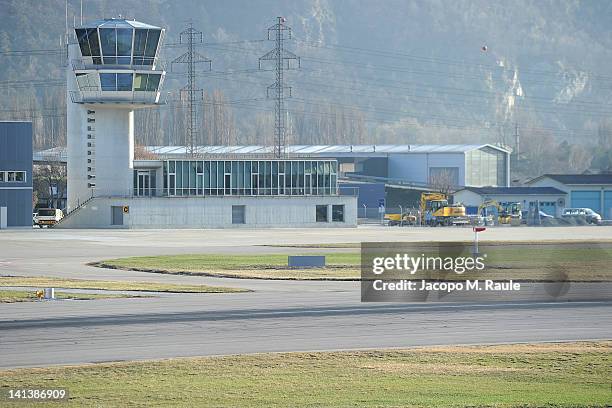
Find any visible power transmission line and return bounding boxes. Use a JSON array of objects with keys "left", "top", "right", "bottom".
[
  {"left": 259, "top": 17, "right": 300, "bottom": 158},
  {"left": 171, "top": 23, "right": 212, "bottom": 156},
  {"left": 296, "top": 40, "right": 612, "bottom": 83}
]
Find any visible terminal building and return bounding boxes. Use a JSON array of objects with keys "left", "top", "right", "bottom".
[{"left": 59, "top": 18, "right": 356, "bottom": 228}]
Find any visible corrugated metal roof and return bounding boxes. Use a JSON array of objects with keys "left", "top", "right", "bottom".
[
  {"left": 459, "top": 187, "right": 566, "bottom": 195},
  {"left": 33, "top": 147, "right": 67, "bottom": 162},
  {"left": 81, "top": 18, "right": 161, "bottom": 30},
  {"left": 33, "top": 143, "right": 511, "bottom": 162},
  {"left": 146, "top": 144, "right": 510, "bottom": 155},
  {"left": 529, "top": 174, "right": 612, "bottom": 185}
]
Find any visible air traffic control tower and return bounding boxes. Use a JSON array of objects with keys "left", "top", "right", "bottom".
[
  {"left": 67, "top": 18, "right": 165, "bottom": 211},
  {"left": 61, "top": 17, "right": 356, "bottom": 228}
]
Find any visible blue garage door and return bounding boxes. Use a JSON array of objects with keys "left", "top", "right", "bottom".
[
  {"left": 538, "top": 201, "right": 556, "bottom": 216},
  {"left": 571, "top": 191, "right": 601, "bottom": 213},
  {"left": 604, "top": 191, "right": 612, "bottom": 220}
]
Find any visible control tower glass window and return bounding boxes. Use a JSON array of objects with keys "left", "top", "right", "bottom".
[
  {"left": 100, "top": 73, "right": 133, "bottom": 91},
  {"left": 76, "top": 72, "right": 98, "bottom": 90},
  {"left": 133, "top": 29, "right": 161, "bottom": 66},
  {"left": 134, "top": 73, "right": 161, "bottom": 92},
  {"left": 100, "top": 28, "right": 133, "bottom": 65},
  {"left": 75, "top": 28, "right": 102, "bottom": 64}
]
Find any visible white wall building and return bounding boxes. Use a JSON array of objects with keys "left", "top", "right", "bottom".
[{"left": 61, "top": 18, "right": 356, "bottom": 228}]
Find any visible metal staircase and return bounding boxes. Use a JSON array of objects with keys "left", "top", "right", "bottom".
[{"left": 55, "top": 194, "right": 95, "bottom": 226}]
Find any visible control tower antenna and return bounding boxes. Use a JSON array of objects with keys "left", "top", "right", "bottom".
[
  {"left": 172, "top": 23, "right": 211, "bottom": 156},
  {"left": 259, "top": 17, "right": 300, "bottom": 158}
]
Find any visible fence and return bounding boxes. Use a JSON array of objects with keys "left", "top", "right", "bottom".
[{"left": 358, "top": 205, "right": 422, "bottom": 225}]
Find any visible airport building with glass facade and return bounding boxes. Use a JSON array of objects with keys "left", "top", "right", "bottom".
[
  {"left": 133, "top": 159, "right": 339, "bottom": 197},
  {"left": 60, "top": 17, "right": 356, "bottom": 228}
]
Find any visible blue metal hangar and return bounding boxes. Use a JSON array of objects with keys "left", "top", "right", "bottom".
[
  {"left": 527, "top": 174, "right": 612, "bottom": 219},
  {"left": 0, "top": 121, "right": 33, "bottom": 227}
]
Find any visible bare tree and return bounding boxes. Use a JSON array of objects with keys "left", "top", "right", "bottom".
[
  {"left": 568, "top": 145, "right": 592, "bottom": 173},
  {"left": 134, "top": 145, "right": 159, "bottom": 160},
  {"left": 429, "top": 168, "right": 456, "bottom": 196},
  {"left": 34, "top": 161, "right": 67, "bottom": 210}
]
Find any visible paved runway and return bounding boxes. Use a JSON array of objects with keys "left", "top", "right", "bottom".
[{"left": 1, "top": 226, "right": 611, "bottom": 368}]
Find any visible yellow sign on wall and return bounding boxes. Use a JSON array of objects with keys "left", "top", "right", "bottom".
[{"left": 123, "top": 206, "right": 129, "bottom": 214}]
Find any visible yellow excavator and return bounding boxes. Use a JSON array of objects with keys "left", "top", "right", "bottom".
[
  {"left": 478, "top": 200, "right": 522, "bottom": 225},
  {"left": 420, "top": 192, "right": 469, "bottom": 226}
]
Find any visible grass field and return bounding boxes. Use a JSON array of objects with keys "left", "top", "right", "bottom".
[
  {"left": 0, "top": 276, "right": 249, "bottom": 294},
  {"left": 95, "top": 253, "right": 361, "bottom": 279},
  {"left": 0, "top": 289, "right": 138, "bottom": 303},
  {"left": 97, "top": 241, "right": 612, "bottom": 281},
  {"left": 0, "top": 342, "right": 609, "bottom": 407}
]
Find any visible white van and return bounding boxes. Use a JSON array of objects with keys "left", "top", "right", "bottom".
[
  {"left": 561, "top": 208, "right": 602, "bottom": 225},
  {"left": 34, "top": 208, "right": 64, "bottom": 227}
]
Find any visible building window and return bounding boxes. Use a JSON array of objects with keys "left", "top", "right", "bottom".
[
  {"left": 100, "top": 28, "right": 133, "bottom": 65},
  {"left": 75, "top": 28, "right": 102, "bottom": 64},
  {"left": 134, "top": 73, "right": 161, "bottom": 92},
  {"left": 133, "top": 29, "right": 162, "bottom": 65},
  {"left": 232, "top": 205, "right": 246, "bottom": 224},
  {"left": 0, "top": 172, "right": 3, "bottom": 182},
  {"left": 99, "top": 72, "right": 133, "bottom": 91},
  {"left": 76, "top": 72, "right": 98, "bottom": 91},
  {"left": 316, "top": 205, "right": 328, "bottom": 222},
  {"left": 87, "top": 118, "right": 95, "bottom": 123},
  {"left": 332, "top": 205, "right": 345, "bottom": 222},
  {"left": 5, "top": 171, "right": 26, "bottom": 182},
  {"left": 161, "top": 159, "right": 339, "bottom": 197}
]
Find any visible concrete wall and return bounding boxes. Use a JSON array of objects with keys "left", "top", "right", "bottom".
[
  {"left": 0, "top": 121, "right": 32, "bottom": 227},
  {"left": 93, "top": 108, "right": 134, "bottom": 197},
  {"left": 57, "top": 195, "right": 358, "bottom": 228},
  {"left": 387, "top": 153, "right": 465, "bottom": 185},
  {"left": 67, "top": 42, "right": 89, "bottom": 212}
]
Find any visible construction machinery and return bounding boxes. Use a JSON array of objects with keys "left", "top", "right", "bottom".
[
  {"left": 478, "top": 200, "right": 521, "bottom": 225},
  {"left": 420, "top": 192, "right": 469, "bottom": 226},
  {"left": 384, "top": 211, "right": 418, "bottom": 226}
]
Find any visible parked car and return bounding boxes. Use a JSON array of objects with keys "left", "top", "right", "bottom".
[{"left": 561, "top": 208, "right": 602, "bottom": 225}]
